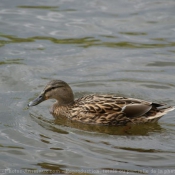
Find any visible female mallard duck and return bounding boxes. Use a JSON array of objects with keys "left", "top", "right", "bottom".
[{"left": 28, "top": 80, "right": 174, "bottom": 125}]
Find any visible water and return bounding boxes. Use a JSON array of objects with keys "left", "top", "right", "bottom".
[{"left": 0, "top": 0, "right": 175, "bottom": 174}]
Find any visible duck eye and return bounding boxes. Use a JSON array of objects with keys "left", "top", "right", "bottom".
[{"left": 50, "top": 87, "right": 56, "bottom": 91}]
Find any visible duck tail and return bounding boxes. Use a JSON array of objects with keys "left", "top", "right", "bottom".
[{"left": 147, "top": 106, "right": 175, "bottom": 122}]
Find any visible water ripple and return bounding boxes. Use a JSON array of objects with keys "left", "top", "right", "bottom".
[
  {"left": 1, "top": 34, "right": 175, "bottom": 49},
  {"left": 37, "top": 12, "right": 64, "bottom": 22},
  {"left": 1, "top": 0, "right": 175, "bottom": 174}
]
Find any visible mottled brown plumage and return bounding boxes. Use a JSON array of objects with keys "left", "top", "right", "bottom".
[{"left": 28, "top": 80, "right": 174, "bottom": 126}]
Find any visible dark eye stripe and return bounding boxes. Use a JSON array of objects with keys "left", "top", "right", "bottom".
[
  {"left": 44, "top": 86, "right": 64, "bottom": 93},
  {"left": 45, "top": 87, "right": 57, "bottom": 93}
]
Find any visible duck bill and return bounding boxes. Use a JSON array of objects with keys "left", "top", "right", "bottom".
[{"left": 28, "top": 94, "right": 45, "bottom": 107}]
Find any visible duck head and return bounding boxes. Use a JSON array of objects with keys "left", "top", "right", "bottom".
[{"left": 28, "top": 80, "right": 74, "bottom": 107}]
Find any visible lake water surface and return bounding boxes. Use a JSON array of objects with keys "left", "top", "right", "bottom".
[{"left": 1, "top": 0, "right": 175, "bottom": 174}]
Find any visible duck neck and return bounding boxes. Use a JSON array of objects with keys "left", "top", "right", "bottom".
[
  {"left": 50, "top": 101, "right": 74, "bottom": 117},
  {"left": 50, "top": 100, "right": 74, "bottom": 113}
]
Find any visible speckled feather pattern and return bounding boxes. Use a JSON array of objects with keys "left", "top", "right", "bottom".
[{"left": 51, "top": 94, "right": 169, "bottom": 125}]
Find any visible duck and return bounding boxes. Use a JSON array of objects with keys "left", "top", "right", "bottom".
[{"left": 28, "top": 80, "right": 174, "bottom": 126}]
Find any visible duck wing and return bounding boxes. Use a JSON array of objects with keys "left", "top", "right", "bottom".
[
  {"left": 122, "top": 103, "right": 152, "bottom": 118},
  {"left": 71, "top": 95, "right": 170, "bottom": 125}
]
